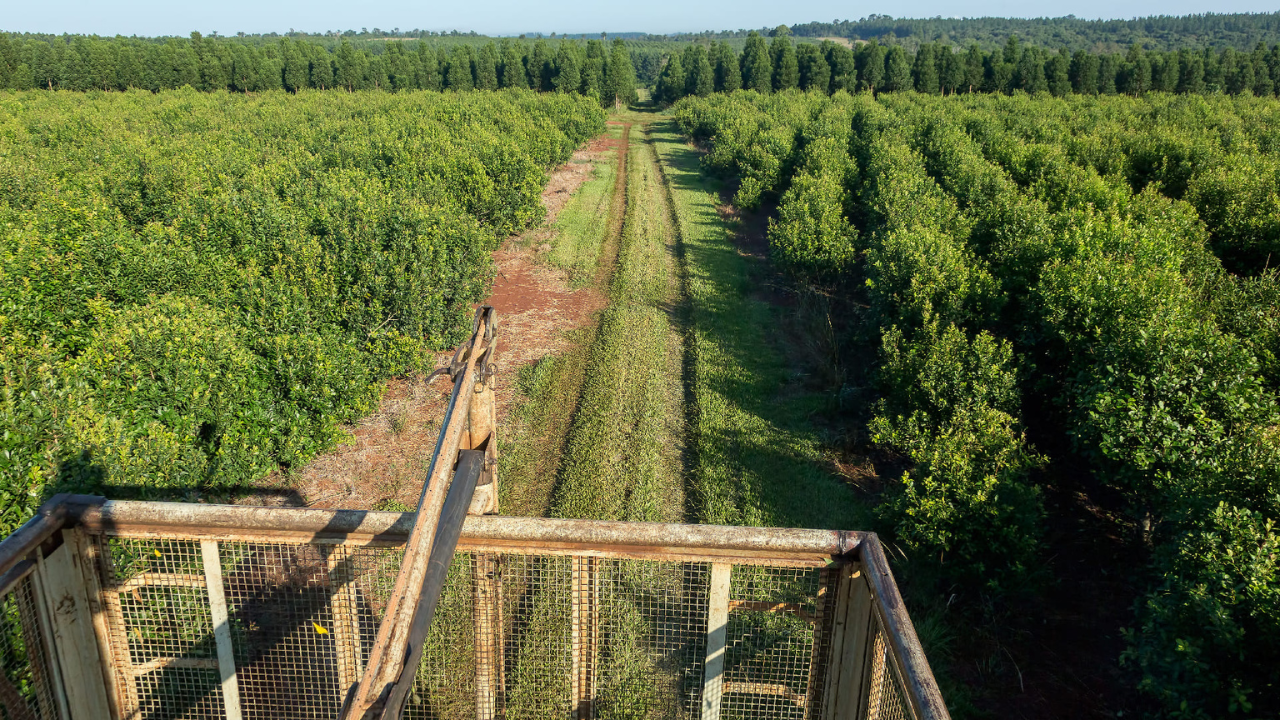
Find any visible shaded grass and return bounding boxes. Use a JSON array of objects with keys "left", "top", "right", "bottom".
[{"left": 649, "top": 120, "right": 869, "bottom": 531}]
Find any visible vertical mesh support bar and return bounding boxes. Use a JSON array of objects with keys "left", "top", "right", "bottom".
[
  {"left": 805, "top": 568, "right": 840, "bottom": 718},
  {"left": 863, "top": 617, "right": 911, "bottom": 720},
  {"left": 327, "top": 546, "right": 363, "bottom": 706},
  {"left": 472, "top": 554, "right": 500, "bottom": 720},
  {"left": 200, "top": 541, "right": 243, "bottom": 720},
  {"left": 700, "top": 563, "right": 731, "bottom": 720},
  {"left": 96, "top": 535, "right": 138, "bottom": 717},
  {"left": 570, "top": 556, "right": 598, "bottom": 719}
]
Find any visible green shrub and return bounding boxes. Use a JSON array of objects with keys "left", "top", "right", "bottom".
[
  {"left": 1186, "top": 151, "right": 1280, "bottom": 274},
  {"left": 1122, "top": 504, "right": 1280, "bottom": 719},
  {"left": 873, "top": 403, "right": 1042, "bottom": 593},
  {"left": 768, "top": 170, "right": 858, "bottom": 280},
  {"left": 873, "top": 321, "right": 1042, "bottom": 593},
  {"left": 0, "top": 89, "right": 605, "bottom": 523}
]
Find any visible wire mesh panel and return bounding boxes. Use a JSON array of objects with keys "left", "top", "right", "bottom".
[
  {"left": 404, "top": 554, "right": 714, "bottom": 720},
  {"left": 864, "top": 614, "right": 911, "bottom": 720},
  {"left": 721, "top": 567, "right": 836, "bottom": 720},
  {"left": 99, "top": 537, "right": 225, "bottom": 720},
  {"left": 0, "top": 575, "right": 59, "bottom": 720},
  {"left": 87, "top": 534, "right": 867, "bottom": 720},
  {"left": 219, "top": 542, "right": 364, "bottom": 720}
]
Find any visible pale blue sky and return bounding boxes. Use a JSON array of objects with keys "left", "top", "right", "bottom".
[{"left": 5, "top": 0, "right": 1278, "bottom": 37}]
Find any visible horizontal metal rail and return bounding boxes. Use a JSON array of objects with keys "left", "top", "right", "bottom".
[
  {"left": 68, "top": 500, "right": 864, "bottom": 557},
  {"left": 0, "top": 494, "right": 75, "bottom": 578}
]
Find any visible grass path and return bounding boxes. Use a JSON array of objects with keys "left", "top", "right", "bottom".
[
  {"left": 504, "top": 115, "right": 863, "bottom": 532},
  {"left": 487, "top": 114, "right": 871, "bottom": 718},
  {"left": 545, "top": 124, "right": 624, "bottom": 285},
  {"left": 549, "top": 132, "right": 686, "bottom": 522},
  {"left": 648, "top": 120, "right": 866, "bottom": 531}
]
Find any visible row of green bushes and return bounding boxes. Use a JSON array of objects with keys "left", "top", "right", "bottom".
[
  {"left": 674, "top": 89, "right": 1280, "bottom": 717},
  {"left": 941, "top": 92, "right": 1280, "bottom": 277},
  {"left": 0, "top": 88, "right": 605, "bottom": 531}
]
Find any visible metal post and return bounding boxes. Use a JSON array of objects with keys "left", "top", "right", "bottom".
[
  {"left": 570, "top": 556, "right": 598, "bottom": 719},
  {"left": 328, "top": 548, "right": 363, "bottom": 701},
  {"left": 804, "top": 567, "right": 837, "bottom": 718},
  {"left": 469, "top": 341, "right": 501, "bottom": 720},
  {"left": 75, "top": 531, "right": 125, "bottom": 720},
  {"left": 473, "top": 554, "right": 500, "bottom": 720},
  {"left": 700, "top": 563, "right": 731, "bottom": 720},
  {"left": 30, "top": 563, "right": 71, "bottom": 720},
  {"left": 200, "top": 540, "right": 243, "bottom": 720},
  {"left": 467, "top": 360, "right": 499, "bottom": 517},
  {"left": 823, "top": 563, "right": 873, "bottom": 720},
  {"left": 37, "top": 535, "right": 112, "bottom": 719}
]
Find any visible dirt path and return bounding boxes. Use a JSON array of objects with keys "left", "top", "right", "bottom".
[{"left": 283, "top": 123, "right": 630, "bottom": 511}]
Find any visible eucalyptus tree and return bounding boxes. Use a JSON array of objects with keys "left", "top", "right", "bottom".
[
  {"left": 499, "top": 39, "right": 527, "bottom": 89},
  {"left": 604, "top": 39, "right": 636, "bottom": 107},
  {"left": 476, "top": 42, "right": 499, "bottom": 90}
]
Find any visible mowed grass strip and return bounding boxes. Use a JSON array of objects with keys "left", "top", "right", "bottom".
[
  {"left": 547, "top": 147, "right": 619, "bottom": 286},
  {"left": 550, "top": 135, "right": 685, "bottom": 523},
  {"left": 650, "top": 120, "right": 865, "bottom": 531},
  {"left": 499, "top": 127, "right": 630, "bottom": 518}
]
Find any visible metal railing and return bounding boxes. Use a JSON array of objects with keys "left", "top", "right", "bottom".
[{"left": 0, "top": 496, "right": 947, "bottom": 720}]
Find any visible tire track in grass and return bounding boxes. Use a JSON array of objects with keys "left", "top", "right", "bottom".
[
  {"left": 501, "top": 122, "right": 693, "bottom": 719},
  {"left": 548, "top": 128, "right": 686, "bottom": 523}
]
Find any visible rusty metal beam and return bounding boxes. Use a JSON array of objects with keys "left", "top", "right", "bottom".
[
  {"left": 0, "top": 495, "right": 74, "bottom": 578},
  {"left": 343, "top": 308, "right": 492, "bottom": 720},
  {"left": 71, "top": 502, "right": 863, "bottom": 557},
  {"left": 860, "top": 535, "right": 950, "bottom": 720},
  {"left": 380, "top": 449, "right": 485, "bottom": 719}
]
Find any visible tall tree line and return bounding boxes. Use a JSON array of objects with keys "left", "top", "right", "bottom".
[
  {"left": 654, "top": 27, "right": 1280, "bottom": 104},
  {"left": 0, "top": 32, "right": 637, "bottom": 106}
]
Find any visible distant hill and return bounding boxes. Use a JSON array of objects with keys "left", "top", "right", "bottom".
[
  {"left": 784, "top": 13, "right": 1280, "bottom": 52},
  {"left": 650, "top": 12, "right": 1280, "bottom": 52}
]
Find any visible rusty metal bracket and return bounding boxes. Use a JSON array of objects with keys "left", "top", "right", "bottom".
[{"left": 341, "top": 307, "right": 497, "bottom": 720}]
